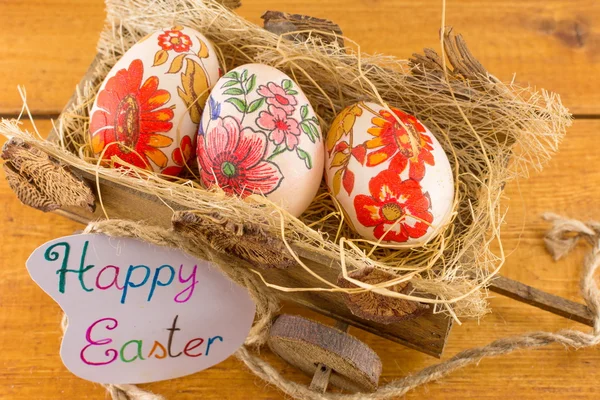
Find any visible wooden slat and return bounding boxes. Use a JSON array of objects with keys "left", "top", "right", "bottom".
[
  {"left": 3, "top": 118, "right": 600, "bottom": 399},
  {"left": 2, "top": 0, "right": 600, "bottom": 115}
]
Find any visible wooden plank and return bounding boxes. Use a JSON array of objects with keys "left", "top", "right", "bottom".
[
  {"left": 3, "top": 0, "right": 600, "bottom": 395},
  {"left": 0, "top": 0, "right": 105, "bottom": 115},
  {"left": 488, "top": 275, "right": 594, "bottom": 327},
  {"left": 2, "top": 118, "right": 600, "bottom": 399},
  {"left": 3, "top": 0, "right": 600, "bottom": 115}
]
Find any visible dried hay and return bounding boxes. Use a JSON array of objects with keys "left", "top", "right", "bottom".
[{"left": 0, "top": 0, "right": 571, "bottom": 321}]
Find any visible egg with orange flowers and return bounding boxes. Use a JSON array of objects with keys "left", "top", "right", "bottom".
[
  {"left": 89, "top": 26, "right": 221, "bottom": 177},
  {"left": 325, "top": 102, "right": 454, "bottom": 246}
]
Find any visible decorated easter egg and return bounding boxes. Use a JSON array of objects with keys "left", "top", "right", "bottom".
[
  {"left": 196, "top": 64, "right": 324, "bottom": 217},
  {"left": 89, "top": 26, "right": 221, "bottom": 176},
  {"left": 325, "top": 102, "right": 454, "bottom": 245}
]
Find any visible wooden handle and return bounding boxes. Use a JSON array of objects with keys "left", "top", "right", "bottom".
[{"left": 490, "top": 275, "right": 594, "bottom": 326}]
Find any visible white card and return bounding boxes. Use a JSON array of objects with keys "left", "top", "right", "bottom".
[{"left": 26, "top": 234, "right": 256, "bottom": 384}]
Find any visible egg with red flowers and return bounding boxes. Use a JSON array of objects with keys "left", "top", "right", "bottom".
[
  {"left": 325, "top": 102, "right": 454, "bottom": 246},
  {"left": 89, "top": 26, "right": 221, "bottom": 177},
  {"left": 196, "top": 64, "right": 324, "bottom": 217}
]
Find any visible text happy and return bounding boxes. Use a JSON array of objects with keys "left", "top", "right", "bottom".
[{"left": 44, "top": 240, "right": 199, "bottom": 304}]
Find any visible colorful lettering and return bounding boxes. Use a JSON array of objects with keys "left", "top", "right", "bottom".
[
  {"left": 46, "top": 241, "right": 94, "bottom": 294},
  {"left": 80, "top": 317, "right": 118, "bottom": 366},
  {"left": 120, "top": 340, "right": 146, "bottom": 363},
  {"left": 44, "top": 241, "right": 202, "bottom": 304},
  {"left": 183, "top": 338, "right": 204, "bottom": 357},
  {"left": 148, "top": 265, "right": 175, "bottom": 302},
  {"left": 121, "top": 265, "right": 151, "bottom": 304},
  {"left": 148, "top": 341, "right": 167, "bottom": 359},
  {"left": 96, "top": 265, "right": 124, "bottom": 290},
  {"left": 80, "top": 315, "right": 225, "bottom": 365},
  {"left": 175, "top": 264, "right": 199, "bottom": 303},
  {"left": 166, "top": 315, "right": 182, "bottom": 358},
  {"left": 206, "top": 336, "right": 223, "bottom": 356}
]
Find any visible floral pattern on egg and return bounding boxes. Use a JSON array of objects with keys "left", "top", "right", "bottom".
[
  {"left": 197, "top": 64, "right": 324, "bottom": 217},
  {"left": 326, "top": 101, "right": 454, "bottom": 245},
  {"left": 89, "top": 26, "right": 221, "bottom": 177},
  {"left": 197, "top": 115, "right": 284, "bottom": 196},
  {"left": 90, "top": 59, "right": 175, "bottom": 171}
]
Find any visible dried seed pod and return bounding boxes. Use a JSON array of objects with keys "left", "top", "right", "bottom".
[
  {"left": 172, "top": 210, "right": 296, "bottom": 269},
  {"left": 262, "top": 11, "right": 344, "bottom": 48},
  {"left": 338, "top": 268, "right": 428, "bottom": 324},
  {"left": 2, "top": 138, "right": 95, "bottom": 213}
]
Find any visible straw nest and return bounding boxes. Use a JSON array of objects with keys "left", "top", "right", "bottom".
[{"left": 0, "top": 0, "right": 571, "bottom": 321}]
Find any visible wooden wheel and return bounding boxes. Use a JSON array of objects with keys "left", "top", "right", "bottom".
[{"left": 268, "top": 314, "right": 382, "bottom": 393}]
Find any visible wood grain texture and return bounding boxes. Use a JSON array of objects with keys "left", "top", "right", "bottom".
[
  {"left": 2, "top": 0, "right": 600, "bottom": 397},
  {"left": 309, "top": 321, "right": 348, "bottom": 393},
  {"left": 2, "top": 118, "right": 600, "bottom": 399},
  {"left": 268, "top": 315, "right": 381, "bottom": 392},
  {"left": 0, "top": 0, "right": 105, "bottom": 116},
  {"left": 2, "top": 0, "right": 600, "bottom": 115},
  {"left": 489, "top": 274, "right": 595, "bottom": 327}
]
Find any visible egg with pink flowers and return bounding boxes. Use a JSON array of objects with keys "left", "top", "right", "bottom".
[
  {"left": 325, "top": 102, "right": 454, "bottom": 246},
  {"left": 197, "top": 64, "right": 324, "bottom": 217}
]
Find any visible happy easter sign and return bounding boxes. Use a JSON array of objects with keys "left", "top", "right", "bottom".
[{"left": 26, "top": 234, "right": 256, "bottom": 384}]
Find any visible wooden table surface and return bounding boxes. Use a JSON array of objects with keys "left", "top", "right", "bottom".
[{"left": 1, "top": 1, "right": 600, "bottom": 398}]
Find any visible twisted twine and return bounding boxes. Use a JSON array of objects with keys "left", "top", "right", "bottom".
[{"left": 76, "top": 213, "right": 599, "bottom": 399}]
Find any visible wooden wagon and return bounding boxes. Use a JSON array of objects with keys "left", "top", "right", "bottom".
[{"left": 1, "top": 5, "right": 591, "bottom": 395}]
